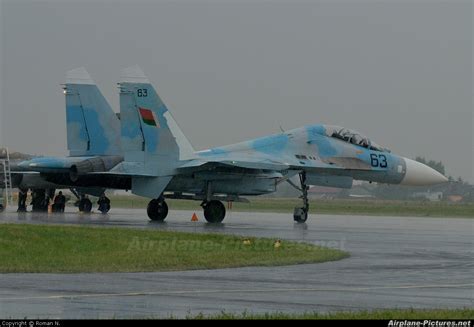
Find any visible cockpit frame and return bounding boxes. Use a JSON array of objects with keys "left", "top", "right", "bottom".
[{"left": 324, "top": 125, "right": 390, "bottom": 153}]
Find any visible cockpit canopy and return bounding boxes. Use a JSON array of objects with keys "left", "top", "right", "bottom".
[{"left": 324, "top": 125, "right": 390, "bottom": 152}]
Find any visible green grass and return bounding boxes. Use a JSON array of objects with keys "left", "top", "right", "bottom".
[
  {"left": 108, "top": 196, "right": 474, "bottom": 218},
  {"left": 0, "top": 223, "right": 348, "bottom": 273},
  {"left": 187, "top": 308, "right": 474, "bottom": 319}
]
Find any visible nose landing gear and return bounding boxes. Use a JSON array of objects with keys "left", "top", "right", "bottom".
[{"left": 293, "top": 172, "right": 309, "bottom": 223}]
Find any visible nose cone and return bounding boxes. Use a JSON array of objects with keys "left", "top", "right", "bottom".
[{"left": 401, "top": 158, "right": 448, "bottom": 186}]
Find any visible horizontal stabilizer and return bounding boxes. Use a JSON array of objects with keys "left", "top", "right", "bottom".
[{"left": 132, "top": 176, "right": 173, "bottom": 199}]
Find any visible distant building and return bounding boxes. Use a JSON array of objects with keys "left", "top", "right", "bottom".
[
  {"left": 0, "top": 148, "right": 33, "bottom": 160},
  {"left": 412, "top": 191, "right": 443, "bottom": 202},
  {"left": 447, "top": 195, "right": 463, "bottom": 203}
]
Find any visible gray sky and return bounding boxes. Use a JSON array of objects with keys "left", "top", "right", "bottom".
[{"left": 1, "top": 0, "right": 472, "bottom": 182}]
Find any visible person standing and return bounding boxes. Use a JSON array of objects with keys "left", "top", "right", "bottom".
[{"left": 17, "top": 188, "right": 28, "bottom": 212}]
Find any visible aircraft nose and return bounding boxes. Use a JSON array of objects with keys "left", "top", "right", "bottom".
[{"left": 401, "top": 158, "right": 448, "bottom": 186}]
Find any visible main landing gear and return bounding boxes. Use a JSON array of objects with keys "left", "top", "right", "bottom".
[
  {"left": 78, "top": 196, "right": 92, "bottom": 213},
  {"left": 147, "top": 197, "right": 169, "bottom": 221},
  {"left": 293, "top": 172, "right": 309, "bottom": 223},
  {"left": 201, "top": 200, "right": 226, "bottom": 223},
  {"left": 70, "top": 189, "right": 103, "bottom": 214},
  {"left": 200, "top": 181, "right": 226, "bottom": 223},
  {"left": 145, "top": 190, "right": 228, "bottom": 223}
]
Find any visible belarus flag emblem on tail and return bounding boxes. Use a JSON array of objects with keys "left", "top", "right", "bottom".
[{"left": 139, "top": 107, "right": 160, "bottom": 127}]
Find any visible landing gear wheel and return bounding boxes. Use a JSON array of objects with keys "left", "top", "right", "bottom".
[
  {"left": 293, "top": 207, "right": 308, "bottom": 223},
  {"left": 293, "top": 172, "right": 309, "bottom": 224},
  {"left": 203, "top": 200, "right": 226, "bottom": 223},
  {"left": 98, "top": 196, "right": 111, "bottom": 214},
  {"left": 147, "top": 199, "right": 168, "bottom": 221},
  {"left": 79, "top": 198, "right": 92, "bottom": 213},
  {"left": 98, "top": 203, "right": 111, "bottom": 214}
]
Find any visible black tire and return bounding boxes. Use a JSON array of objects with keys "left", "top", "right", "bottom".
[
  {"left": 147, "top": 199, "right": 168, "bottom": 221},
  {"left": 203, "top": 200, "right": 226, "bottom": 223},
  {"left": 99, "top": 203, "right": 111, "bottom": 214},
  {"left": 0, "top": 204, "right": 4, "bottom": 212},
  {"left": 293, "top": 207, "right": 308, "bottom": 223},
  {"left": 79, "top": 199, "right": 92, "bottom": 213}
]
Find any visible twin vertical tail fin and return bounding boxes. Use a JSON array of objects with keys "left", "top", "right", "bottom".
[
  {"left": 119, "top": 65, "right": 194, "bottom": 176},
  {"left": 117, "top": 65, "right": 195, "bottom": 198},
  {"left": 65, "top": 67, "right": 121, "bottom": 156}
]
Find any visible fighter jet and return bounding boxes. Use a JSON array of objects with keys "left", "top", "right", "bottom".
[
  {"left": 15, "top": 68, "right": 124, "bottom": 212},
  {"left": 20, "top": 66, "right": 447, "bottom": 222}
]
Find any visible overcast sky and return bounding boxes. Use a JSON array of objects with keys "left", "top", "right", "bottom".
[{"left": 0, "top": 0, "right": 472, "bottom": 182}]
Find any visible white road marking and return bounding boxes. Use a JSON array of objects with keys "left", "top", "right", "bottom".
[{"left": 1, "top": 283, "right": 473, "bottom": 301}]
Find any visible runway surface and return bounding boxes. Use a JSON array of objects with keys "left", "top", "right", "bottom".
[{"left": 0, "top": 207, "right": 473, "bottom": 318}]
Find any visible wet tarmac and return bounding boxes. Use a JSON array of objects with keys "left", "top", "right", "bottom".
[{"left": 0, "top": 206, "right": 473, "bottom": 318}]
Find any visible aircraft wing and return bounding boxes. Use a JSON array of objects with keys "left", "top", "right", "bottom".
[{"left": 178, "top": 158, "right": 290, "bottom": 172}]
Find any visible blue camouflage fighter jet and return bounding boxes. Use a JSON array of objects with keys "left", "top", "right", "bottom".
[{"left": 21, "top": 66, "right": 447, "bottom": 222}]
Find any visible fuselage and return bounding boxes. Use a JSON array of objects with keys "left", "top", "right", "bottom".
[
  {"left": 172, "top": 123, "right": 447, "bottom": 194},
  {"left": 12, "top": 124, "right": 446, "bottom": 196},
  {"left": 164, "top": 124, "right": 405, "bottom": 196}
]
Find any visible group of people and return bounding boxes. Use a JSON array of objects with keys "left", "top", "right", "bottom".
[
  {"left": 17, "top": 189, "right": 69, "bottom": 213},
  {"left": 17, "top": 190, "right": 110, "bottom": 214}
]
